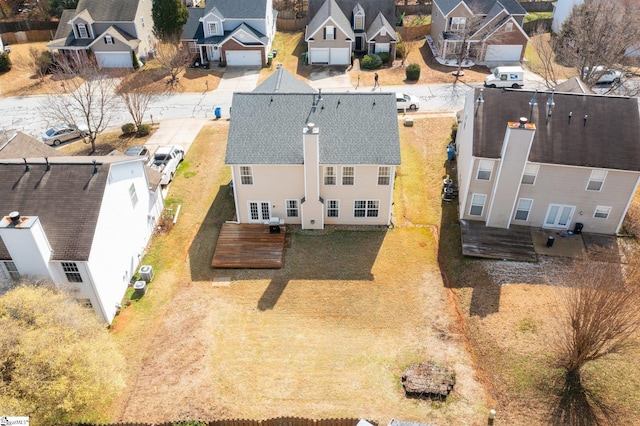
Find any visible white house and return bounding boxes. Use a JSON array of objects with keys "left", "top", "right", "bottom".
[{"left": 0, "top": 154, "right": 163, "bottom": 323}]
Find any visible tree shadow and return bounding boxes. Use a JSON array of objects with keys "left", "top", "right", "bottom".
[{"left": 550, "top": 372, "right": 618, "bottom": 426}]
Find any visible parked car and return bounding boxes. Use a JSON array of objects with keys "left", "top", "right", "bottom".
[
  {"left": 396, "top": 92, "right": 421, "bottom": 111},
  {"left": 150, "top": 145, "right": 184, "bottom": 185},
  {"left": 125, "top": 145, "right": 149, "bottom": 159},
  {"left": 587, "top": 66, "right": 623, "bottom": 84},
  {"left": 41, "top": 124, "right": 88, "bottom": 146}
]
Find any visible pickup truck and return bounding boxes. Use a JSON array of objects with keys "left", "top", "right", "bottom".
[{"left": 150, "top": 145, "right": 184, "bottom": 185}]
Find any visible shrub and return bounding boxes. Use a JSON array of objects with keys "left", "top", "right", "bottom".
[
  {"left": 396, "top": 42, "right": 405, "bottom": 59},
  {"left": 360, "top": 54, "right": 382, "bottom": 70},
  {"left": 406, "top": 63, "right": 420, "bottom": 81},
  {"left": 450, "top": 122, "right": 458, "bottom": 142},
  {"left": 35, "top": 50, "right": 53, "bottom": 75},
  {"left": 379, "top": 52, "right": 391, "bottom": 64},
  {"left": 136, "top": 123, "right": 151, "bottom": 136},
  {"left": 0, "top": 52, "right": 12, "bottom": 72},
  {"left": 121, "top": 123, "right": 136, "bottom": 134},
  {"left": 131, "top": 51, "right": 140, "bottom": 69}
]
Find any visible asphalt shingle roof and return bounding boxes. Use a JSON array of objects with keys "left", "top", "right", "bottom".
[
  {"left": 306, "top": 0, "right": 354, "bottom": 40},
  {"left": 226, "top": 92, "right": 400, "bottom": 166},
  {"left": 75, "top": 0, "right": 140, "bottom": 22},
  {"left": 203, "top": 0, "right": 268, "bottom": 19},
  {"left": 0, "top": 157, "right": 119, "bottom": 261},
  {"left": 472, "top": 88, "right": 640, "bottom": 171},
  {"left": 435, "top": 0, "right": 525, "bottom": 16},
  {"left": 0, "top": 132, "right": 61, "bottom": 159},
  {"left": 308, "top": 0, "right": 396, "bottom": 28}
]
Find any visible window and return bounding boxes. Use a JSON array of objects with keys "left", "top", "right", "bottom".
[
  {"left": 522, "top": 164, "right": 539, "bottom": 185},
  {"left": 207, "top": 22, "right": 219, "bottom": 35},
  {"left": 141, "top": 17, "right": 145, "bottom": 27},
  {"left": 240, "top": 166, "right": 253, "bottom": 185},
  {"left": 514, "top": 198, "right": 533, "bottom": 221},
  {"left": 62, "top": 262, "right": 83, "bottom": 283},
  {"left": 587, "top": 169, "right": 607, "bottom": 191},
  {"left": 129, "top": 183, "right": 138, "bottom": 208},
  {"left": 450, "top": 17, "right": 466, "bottom": 31},
  {"left": 594, "top": 206, "right": 612, "bottom": 219},
  {"left": 327, "top": 200, "right": 339, "bottom": 217},
  {"left": 477, "top": 160, "right": 493, "bottom": 180},
  {"left": 325, "top": 25, "right": 335, "bottom": 40},
  {"left": 342, "top": 166, "right": 354, "bottom": 185},
  {"left": 378, "top": 166, "right": 391, "bottom": 185},
  {"left": 324, "top": 166, "right": 336, "bottom": 185},
  {"left": 189, "top": 42, "right": 198, "bottom": 53},
  {"left": 469, "top": 194, "right": 486, "bottom": 216},
  {"left": 286, "top": 200, "right": 299, "bottom": 217},
  {"left": 147, "top": 34, "right": 152, "bottom": 44},
  {"left": 355, "top": 15, "right": 364, "bottom": 30},
  {"left": 104, "top": 35, "right": 114, "bottom": 44},
  {"left": 505, "top": 22, "right": 513, "bottom": 32},
  {"left": 78, "top": 23, "right": 88, "bottom": 38},
  {"left": 354, "top": 200, "right": 379, "bottom": 217},
  {"left": 3, "top": 261, "right": 19, "bottom": 280}
]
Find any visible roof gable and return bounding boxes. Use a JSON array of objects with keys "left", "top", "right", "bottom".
[
  {"left": 203, "top": 0, "right": 268, "bottom": 19},
  {"left": 470, "top": 89, "right": 640, "bottom": 171},
  {"left": 434, "top": 0, "right": 526, "bottom": 16},
  {"left": 253, "top": 67, "right": 316, "bottom": 93},
  {"left": 306, "top": 0, "right": 354, "bottom": 41},
  {"left": 307, "top": 0, "right": 396, "bottom": 31}
]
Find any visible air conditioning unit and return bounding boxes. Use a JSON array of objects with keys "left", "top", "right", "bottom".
[
  {"left": 139, "top": 265, "right": 154, "bottom": 282},
  {"left": 133, "top": 280, "right": 147, "bottom": 295}
]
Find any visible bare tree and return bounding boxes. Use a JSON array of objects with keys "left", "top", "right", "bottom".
[
  {"left": 154, "top": 37, "right": 190, "bottom": 86},
  {"left": 13, "top": 46, "right": 53, "bottom": 83},
  {"left": 554, "top": 260, "right": 640, "bottom": 377},
  {"left": 556, "top": 0, "right": 640, "bottom": 88},
  {"left": 397, "top": 34, "right": 418, "bottom": 67},
  {"left": 528, "top": 30, "right": 563, "bottom": 89},
  {"left": 118, "top": 76, "right": 156, "bottom": 128},
  {"left": 42, "top": 56, "right": 119, "bottom": 153}
]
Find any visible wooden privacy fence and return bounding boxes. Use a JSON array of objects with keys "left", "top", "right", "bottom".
[
  {"left": 396, "top": 24, "right": 431, "bottom": 41},
  {"left": 1, "top": 29, "right": 55, "bottom": 44},
  {"left": 523, "top": 18, "right": 553, "bottom": 35},
  {"left": 75, "top": 417, "right": 373, "bottom": 426},
  {"left": 276, "top": 17, "right": 307, "bottom": 31}
]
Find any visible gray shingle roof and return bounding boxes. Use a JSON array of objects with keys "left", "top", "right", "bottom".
[
  {"left": 0, "top": 132, "right": 62, "bottom": 159},
  {"left": 471, "top": 88, "right": 640, "bottom": 171},
  {"left": 253, "top": 67, "right": 316, "bottom": 93},
  {"left": 52, "top": 9, "right": 76, "bottom": 41},
  {"left": 203, "top": 0, "right": 268, "bottom": 19},
  {"left": 226, "top": 92, "right": 400, "bottom": 166},
  {"left": 306, "top": 0, "right": 354, "bottom": 41},
  {"left": 75, "top": 0, "right": 141, "bottom": 22},
  {"left": 308, "top": 0, "right": 396, "bottom": 29},
  {"left": 0, "top": 158, "right": 116, "bottom": 261},
  {"left": 182, "top": 7, "right": 206, "bottom": 39},
  {"left": 366, "top": 12, "right": 397, "bottom": 41},
  {"left": 553, "top": 77, "right": 595, "bottom": 94},
  {"left": 434, "top": 0, "right": 525, "bottom": 16}
]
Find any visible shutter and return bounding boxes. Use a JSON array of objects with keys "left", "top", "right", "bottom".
[
  {"left": 333, "top": 27, "right": 337, "bottom": 39},
  {"left": 323, "top": 28, "right": 326, "bottom": 39},
  {"left": 104, "top": 37, "right": 108, "bottom": 44}
]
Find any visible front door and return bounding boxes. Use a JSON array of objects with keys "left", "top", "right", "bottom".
[
  {"left": 544, "top": 204, "right": 575, "bottom": 229},
  {"left": 355, "top": 35, "right": 364, "bottom": 51},
  {"left": 248, "top": 201, "right": 271, "bottom": 223},
  {"left": 206, "top": 45, "right": 221, "bottom": 61}
]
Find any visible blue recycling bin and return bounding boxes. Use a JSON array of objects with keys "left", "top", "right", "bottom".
[
  {"left": 214, "top": 107, "right": 222, "bottom": 119},
  {"left": 447, "top": 144, "right": 455, "bottom": 161}
]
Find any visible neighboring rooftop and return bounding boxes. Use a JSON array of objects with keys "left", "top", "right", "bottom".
[
  {"left": 0, "top": 132, "right": 61, "bottom": 159},
  {"left": 253, "top": 66, "right": 316, "bottom": 93}
]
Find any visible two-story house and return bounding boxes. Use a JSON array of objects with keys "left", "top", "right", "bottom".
[
  {"left": 0, "top": 151, "right": 164, "bottom": 324},
  {"left": 181, "top": 0, "right": 277, "bottom": 67},
  {"left": 455, "top": 88, "right": 640, "bottom": 235},
  {"left": 305, "top": 0, "right": 397, "bottom": 65},
  {"left": 47, "top": 0, "right": 155, "bottom": 68},
  {"left": 226, "top": 67, "right": 400, "bottom": 229},
  {"left": 431, "top": 0, "right": 528, "bottom": 64}
]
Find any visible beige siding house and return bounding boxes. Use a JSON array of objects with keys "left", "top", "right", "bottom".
[
  {"left": 226, "top": 68, "right": 400, "bottom": 229},
  {"left": 456, "top": 88, "right": 640, "bottom": 235}
]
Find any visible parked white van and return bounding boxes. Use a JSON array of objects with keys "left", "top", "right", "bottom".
[{"left": 484, "top": 66, "right": 524, "bottom": 88}]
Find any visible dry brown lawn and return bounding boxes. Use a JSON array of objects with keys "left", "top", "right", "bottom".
[
  {"left": 57, "top": 128, "right": 154, "bottom": 156},
  {"left": 116, "top": 61, "right": 224, "bottom": 95},
  {"left": 106, "top": 118, "right": 489, "bottom": 425}
]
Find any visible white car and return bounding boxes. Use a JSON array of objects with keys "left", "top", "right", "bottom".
[
  {"left": 396, "top": 92, "right": 421, "bottom": 111},
  {"left": 587, "top": 66, "right": 623, "bottom": 84},
  {"left": 42, "top": 124, "right": 89, "bottom": 146}
]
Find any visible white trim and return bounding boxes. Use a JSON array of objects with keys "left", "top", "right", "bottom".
[
  {"left": 324, "top": 166, "right": 336, "bottom": 185},
  {"left": 326, "top": 199, "right": 340, "bottom": 218},
  {"left": 353, "top": 199, "right": 380, "bottom": 218},
  {"left": 247, "top": 201, "right": 271, "bottom": 223},
  {"left": 230, "top": 166, "right": 240, "bottom": 223},
  {"left": 586, "top": 169, "right": 607, "bottom": 191},
  {"left": 477, "top": 159, "right": 493, "bottom": 180},
  {"left": 240, "top": 165, "right": 253, "bottom": 185},
  {"left": 386, "top": 165, "right": 396, "bottom": 225},
  {"left": 593, "top": 205, "right": 612, "bottom": 219},
  {"left": 377, "top": 166, "right": 391, "bottom": 185},
  {"left": 617, "top": 175, "right": 640, "bottom": 234},
  {"left": 305, "top": 17, "right": 353, "bottom": 43},
  {"left": 543, "top": 204, "right": 575, "bottom": 229},
  {"left": 469, "top": 193, "right": 486, "bottom": 216},
  {"left": 341, "top": 165, "right": 355, "bottom": 185},
  {"left": 285, "top": 199, "right": 299, "bottom": 218},
  {"left": 521, "top": 163, "right": 539, "bottom": 185},
  {"left": 514, "top": 198, "right": 533, "bottom": 221}
]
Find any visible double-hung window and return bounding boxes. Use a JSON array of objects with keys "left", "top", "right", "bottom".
[
  {"left": 62, "top": 262, "right": 83, "bottom": 283},
  {"left": 521, "top": 164, "right": 539, "bottom": 185},
  {"left": 342, "top": 166, "right": 354, "bottom": 185},
  {"left": 378, "top": 166, "right": 391, "bottom": 185},
  {"left": 78, "top": 23, "right": 88, "bottom": 38},
  {"left": 354, "top": 200, "right": 379, "bottom": 217},
  {"left": 514, "top": 198, "right": 533, "bottom": 221},
  {"left": 324, "top": 166, "right": 336, "bottom": 185},
  {"left": 587, "top": 170, "right": 606, "bottom": 191},
  {"left": 327, "top": 200, "right": 339, "bottom": 217},
  {"left": 477, "top": 160, "right": 493, "bottom": 181},
  {"left": 469, "top": 194, "right": 486, "bottom": 216},
  {"left": 286, "top": 200, "right": 299, "bottom": 217},
  {"left": 2, "top": 261, "right": 19, "bottom": 280},
  {"left": 104, "top": 35, "right": 114, "bottom": 44},
  {"left": 240, "top": 166, "right": 253, "bottom": 185},
  {"left": 594, "top": 206, "right": 611, "bottom": 219}
]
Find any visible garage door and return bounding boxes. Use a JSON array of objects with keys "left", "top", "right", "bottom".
[
  {"left": 309, "top": 48, "right": 329, "bottom": 64},
  {"left": 330, "top": 48, "right": 350, "bottom": 65},
  {"left": 225, "top": 50, "right": 262, "bottom": 66},
  {"left": 484, "top": 45, "right": 523, "bottom": 62},
  {"left": 94, "top": 51, "right": 133, "bottom": 68}
]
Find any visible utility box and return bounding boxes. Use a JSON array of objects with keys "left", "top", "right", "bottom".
[{"left": 139, "top": 265, "right": 154, "bottom": 282}]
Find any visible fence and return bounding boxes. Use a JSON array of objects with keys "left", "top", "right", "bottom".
[
  {"left": 0, "top": 20, "right": 58, "bottom": 44},
  {"left": 74, "top": 417, "right": 371, "bottom": 426},
  {"left": 519, "top": 1, "right": 555, "bottom": 13},
  {"left": 396, "top": 24, "right": 431, "bottom": 41},
  {"left": 276, "top": 17, "right": 307, "bottom": 31},
  {"left": 522, "top": 18, "right": 553, "bottom": 35}
]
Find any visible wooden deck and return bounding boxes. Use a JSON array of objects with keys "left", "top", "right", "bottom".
[
  {"left": 460, "top": 220, "right": 537, "bottom": 262},
  {"left": 211, "top": 223, "right": 286, "bottom": 269}
]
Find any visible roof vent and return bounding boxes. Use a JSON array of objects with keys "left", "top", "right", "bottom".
[
  {"left": 9, "top": 211, "right": 20, "bottom": 224},
  {"left": 307, "top": 122, "right": 315, "bottom": 131},
  {"left": 519, "top": 117, "right": 528, "bottom": 128}
]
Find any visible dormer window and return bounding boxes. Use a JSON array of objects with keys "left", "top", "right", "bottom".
[
  {"left": 207, "top": 22, "right": 219, "bottom": 36},
  {"left": 354, "top": 14, "right": 364, "bottom": 30},
  {"left": 381, "top": 28, "right": 387, "bottom": 37},
  {"left": 78, "top": 23, "right": 88, "bottom": 38},
  {"left": 450, "top": 17, "right": 466, "bottom": 31},
  {"left": 325, "top": 25, "right": 335, "bottom": 40},
  {"left": 104, "top": 35, "right": 114, "bottom": 45}
]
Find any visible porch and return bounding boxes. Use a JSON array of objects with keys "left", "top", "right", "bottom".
[{"left": 211, "top": 223, "right": 287, "bottom": 269}]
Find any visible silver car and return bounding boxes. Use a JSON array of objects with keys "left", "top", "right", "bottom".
[{"left": 42, "top": 124, "right": 88, "bottom": 146}]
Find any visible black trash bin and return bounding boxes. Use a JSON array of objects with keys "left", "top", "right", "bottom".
[
  {"left": 573, "top": 222, "right": 584, "bottom": 234},
  {"left": 546, "top": 236, "right": 555, "bottom": 248}
]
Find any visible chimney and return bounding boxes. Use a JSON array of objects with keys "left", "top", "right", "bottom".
[
  {"left": 0, "top": 213, "right": 54, "bottom": 279},
  {"left": 302, "top": 123, "right": 323, "bottom": 230}
]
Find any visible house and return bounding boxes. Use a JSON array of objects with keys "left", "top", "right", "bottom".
[
  {"left": 455, "top": 88, "right": 640, "bottom": 235},
  {"left": 430, "top": 0, "right": 529, "bottom": 64},
  {"left": 0, "top": 148, "right": 164, "bottom": 324},
  {"left": 305, "top": 0, "right": 398, "bottom": 65},
  {"left": 47, "top": 0, "right": 155, "bottom": 68},
  {"left": 181, "top": 0, "right": 277, "bottom": 67},
  {"left": 226, "top": 67, "right": 400, "bottom": 229}
]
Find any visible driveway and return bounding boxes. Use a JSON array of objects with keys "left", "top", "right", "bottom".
[
  {"left": 308, "top": 67, "right": 353, "bottom": 92},
  {"left": 216, "top": 67, "right": 261, "bottom": 92},
  {"left": 144, "top": 118, "right": 210, "bottom": 155}
]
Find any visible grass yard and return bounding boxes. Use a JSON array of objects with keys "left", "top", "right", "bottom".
[
  {"left": 524, "top": 33, "right": 578, "bottom": 82},
  {"left": 106, "top": 118, "right": 489, "bottom": 425}
]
